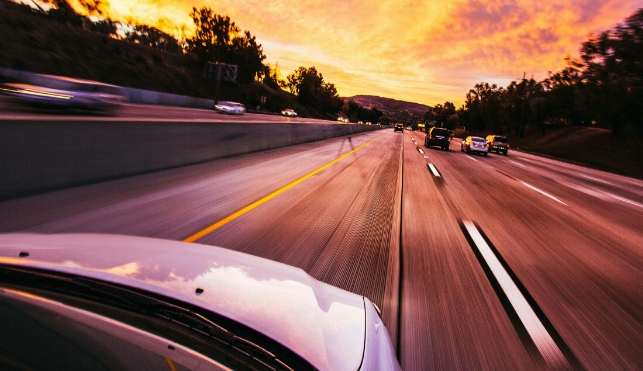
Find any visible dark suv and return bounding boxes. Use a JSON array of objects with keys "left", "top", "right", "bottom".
[
  {"left": 485, "top": 134, "right": 509, "bottom": 155},
  {"left": 425, "top": 127, "right": 452, "bottom": 151},
  {"left": 394, "top": 123, "right": 404, "bottom": 132}
]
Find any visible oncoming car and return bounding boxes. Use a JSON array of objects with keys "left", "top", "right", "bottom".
[
  {"left": 281, "top": 108, "right": 297, "bottom": 117},
  {"left": 0, "top": 76, "right": 127, "bottom": 113},
  {"left": 461, "top": 136, "right": 489, "bottom": 156},
  {"left": 214, "top": 101, "right": 246, "bottom": 115},
  {"left": 0, "top": 234, "right": 401, "bottom": 371}
]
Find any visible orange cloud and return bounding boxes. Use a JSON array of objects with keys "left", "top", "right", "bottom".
[{"left": 104, "top": 0, "right": 642, "bottom": 106}]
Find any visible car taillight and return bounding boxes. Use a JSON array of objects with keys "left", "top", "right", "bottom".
[{"left": 486, "top": 143, "right": 490, "bottom": 147}]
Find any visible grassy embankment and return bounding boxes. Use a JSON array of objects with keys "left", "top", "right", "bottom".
[
  {"left": 464, "top": 125, "right": 643, "bottom": 179},
  {"left": 0, "top": 0, "right": 325, "bottom": 117}
]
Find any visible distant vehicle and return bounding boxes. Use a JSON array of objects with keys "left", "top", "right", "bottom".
[
  {"left": 394, "top": 123, "right": 404, "bottom": 132},
  {"left": 0, "top": 76, "right": 126, "bottom": 113},
  {"left": 214, "top": 101, "right": 246, "bottom": 115},
  {"left": 337, "top": 117, "right": 349, "bottom": 123},
  {"left": 406, "top": 126, "right": 413, "bottom": 131},
  {"left": 366, "top": 122, "right": 372, "bottom": 125},
  {"left": 281, "top": 108, "right": 297, "bottom": 117},
  {"left": 461, "top": 136, "right": 489, "bottom": 156},
  {"left": 358, "top": 121, "right": 364, "bottom": 125},
  {"left": 486, "top": 134, "right": 509, "bottom": 155},
  {"left": 425, "top": 127, "right": 452, "bottom": 151},
  {"left": 0, "top": 234, "right": 401, "bottom": 371}
]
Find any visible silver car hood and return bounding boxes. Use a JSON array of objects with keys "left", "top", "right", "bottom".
[{"left": 0, "top": 233, "right": 366, "bottom": 371}]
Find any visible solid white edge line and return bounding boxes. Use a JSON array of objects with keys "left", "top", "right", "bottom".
[
  {"left": 521, "top": 182, "right": 567, "bottom": 205},
  {"left": 510, "top": 160, "right": 526, "bottom": 167},
  {"left": 466, "top": 155, "right": 478, "bottom": 162},
  {"left": 463, "top": 221, "right": 569, "bottom": 369},
  {"left": 607, "top": 193, "right": 643, "bottom": 209},
  {"left": 428, "top": 163, "right": 440, "bottom": 177},
  {"left": 581, "top": 174, "right": 614, "bottom": 185}
]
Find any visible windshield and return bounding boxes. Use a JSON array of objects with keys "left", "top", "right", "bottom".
[
  {"left": 0, "top": 289, "right": 226, "bottom": 371},
  {"left": 0, "top": 265, "right": 315, "bottom": 371}
]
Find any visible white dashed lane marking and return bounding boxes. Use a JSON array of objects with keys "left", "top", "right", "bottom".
[
  {"left": 521, "top": 182, "right": 567, "bottom": 205},
  {"left": 463, "top": 221, "right": 570, "bottom": 370}
]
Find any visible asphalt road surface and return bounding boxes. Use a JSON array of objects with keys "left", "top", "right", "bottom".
[{"left": 1, "top": 128, "right": 642, "bottom": 370}]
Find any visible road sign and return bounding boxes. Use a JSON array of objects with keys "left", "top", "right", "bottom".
[{"left": 204, "top": 63, "right": 238, "bottom": 82}]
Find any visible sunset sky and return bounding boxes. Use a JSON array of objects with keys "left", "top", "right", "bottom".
[{"left": 103, "top": 0, "right": 642, "bottom": 106}]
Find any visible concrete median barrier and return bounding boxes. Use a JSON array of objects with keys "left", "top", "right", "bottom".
[{"left": 0, "top": 120, "right": 381, "bottom": 199}]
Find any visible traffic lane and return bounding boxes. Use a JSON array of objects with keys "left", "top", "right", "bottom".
[
  {"left": 438, "top": 136, "right": 643, "bottom": 234},
  {"left": 480, "top": 149, "right": 643, "bottom": 238},
  {"left": 0, "top": 99, "right": 337, "bottom": 124},
  {"left": 420, "top": 138, "right": 643, "bottom": 370},
  {"left": 193, "top": 131, "right": 402, "bottom": 336},
  {"left": 456, "top": 135, "right": 643, "bottom": 203},
  {"left": 497, "top": 149, "right": 643, "bottom": 202},
  {"left": 0, "top": 130, "right": 386, "bottom": 238},
  {"left": 399, "top": 132, "right": 539, "bottom": 370}
]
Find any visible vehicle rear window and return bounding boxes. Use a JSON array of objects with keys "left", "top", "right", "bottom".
[
  {"left": 472, "top": 137, "right": 485, "bottom": 142},
  {"left": 494, "top": 137, "right": 508, "bottom": 143},
  {"left": 432, "top": 129, "right": 450, "bottom": 136}
]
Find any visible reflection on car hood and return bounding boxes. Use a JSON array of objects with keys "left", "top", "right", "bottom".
[{"left": 0, "top": 233, "right": 365, "bottom": 371}]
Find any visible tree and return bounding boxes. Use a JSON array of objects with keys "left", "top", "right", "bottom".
[
  {"left": 285, "top": 66, "right": 343, "bottom": 113},
  {"left": 577, "top": 8, "right": 643, "bottom": 134},
  {"left": 41, "top": 0, "right": 107, "bottom": 24},
  {"left": 189, "top": 7, "right": 238, "bottom": 62},
  {"left": 263, "top": 63, "right": 284, "bottom": 90},
  {"left": 126, "top": 25, "right": 182, "bottom": 53},
  {"left": 228, "top": 30, "right": 267, "bottom": 83},
  {"left": 341, "top": 99, "right": 383, "bottom": 123},
  {"left": 188, "top": 7, "right": 267, "bottom": 84}
]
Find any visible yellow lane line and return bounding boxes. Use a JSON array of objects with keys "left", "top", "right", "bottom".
[
  {"left": 183, "top": 133, "right": 387, "bottom": 243},
  {"left": 165, "top": 357, "right": 177, "bottom": 371}
]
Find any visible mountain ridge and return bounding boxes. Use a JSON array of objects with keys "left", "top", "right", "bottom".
[{"left": 343, "top": 95, "right": 432, "bottom": 123}]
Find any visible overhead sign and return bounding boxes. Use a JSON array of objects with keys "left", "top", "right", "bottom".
[{"left": 204, "top": 63, "right": 238, "bottom": 82}]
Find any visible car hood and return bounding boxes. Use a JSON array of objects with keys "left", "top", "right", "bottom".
[{"left": 0, "top": 233, "right": 366, "bottom": 371}]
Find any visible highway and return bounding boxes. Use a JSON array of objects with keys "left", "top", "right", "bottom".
[
  {"left": 0, "top": 99, "right": 337, "bottom": 123},
  {"left": 1, "top": 127, "right": 643, "bottom": 370}
]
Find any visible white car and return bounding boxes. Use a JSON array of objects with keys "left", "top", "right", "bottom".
[
  {"left": 461, "top": 136, "right": 489, "bottom": 156},
  {"left": 214, "top": 101, "right": 246, "bottom": 115},
  {"left": 281, "top": 108, "right": 297, "bottom": 117},
  {"left": 0, "top": 234, "right": 401, "bottom": 371}
]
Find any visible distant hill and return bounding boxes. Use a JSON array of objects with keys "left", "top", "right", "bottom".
[{"left": 344, "top": 95, "right": 431, "bottom": 123}]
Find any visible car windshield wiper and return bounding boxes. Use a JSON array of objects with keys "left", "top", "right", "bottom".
[{"left": 0, "top": 265, "right": 313, "bottom": 371}]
